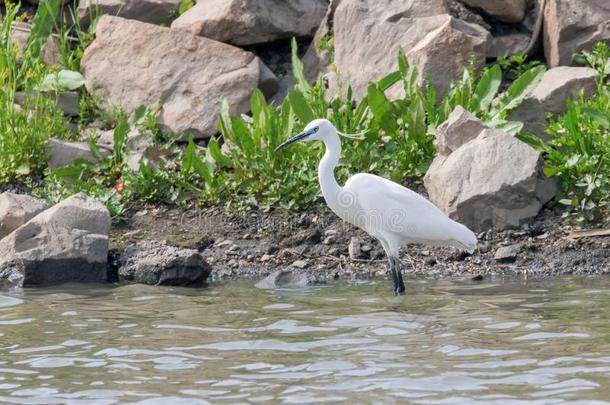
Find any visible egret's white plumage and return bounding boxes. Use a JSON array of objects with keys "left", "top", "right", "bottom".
[{"left": 276, "top": 118, "right": 477, "bottom": 294}]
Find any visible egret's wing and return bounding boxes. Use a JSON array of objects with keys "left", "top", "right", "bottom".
[{"left": 345, "top": 173, "right": 474, "bottom": 249}]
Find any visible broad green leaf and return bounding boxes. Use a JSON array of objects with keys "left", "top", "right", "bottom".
[
  {"left": 287, "top": 89, "right": 315, "bottom": 124},
  {"left": 367, "top": 83, "right": 399, "bottom": 135},
  {"left": 26, "top": 0, "right": 61, "bottom": 59},
  {"left": 376, "top": 71, "right": 402, "bottom": 92},
  {"left": 37, "top": 70, "right": 86, "bottom": 92},
  {"left": 291, "top": 38, "right": 310, "bottom": 93},
  {"left": 473, "top": 65, "right": 502, "bottom": 112},
  {"left": 491, "top": 65, "right": 545, "bottom": 118}
]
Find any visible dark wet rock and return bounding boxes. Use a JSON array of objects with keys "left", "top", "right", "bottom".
[
  {"left": 0, "top": 194, "right": 110, "bottom": 288},
  {"left": 118, "top": 240, "right": 211, "bottom": 287},
  {"left": 495, "top": 244, "right": 521, "bottom": 262},
  {"left": 255, "top": 269, "right": 323, "bottom": 289}
]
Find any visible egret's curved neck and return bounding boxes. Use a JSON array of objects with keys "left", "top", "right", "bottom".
[{"left": 319, "top": 132, "right": 343, "bottom": 212}]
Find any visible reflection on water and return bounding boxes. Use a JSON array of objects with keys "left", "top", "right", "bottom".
[{"left": 2, "top": 277, "right": 610, "bottom": 404}]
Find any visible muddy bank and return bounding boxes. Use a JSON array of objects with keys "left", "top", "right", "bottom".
[{"left": 111, "top": 204, "right": 610, "bottom": 284}]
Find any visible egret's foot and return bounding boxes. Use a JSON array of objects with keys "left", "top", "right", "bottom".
[{"left": 394, "top": 281, "right": 406, "bottom": 296}]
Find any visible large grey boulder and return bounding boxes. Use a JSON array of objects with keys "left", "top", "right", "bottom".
[
  {"left": 0, "top": 193, "right": 49, "bottom": 240},
  {"left": 77, "top": 0, "right": 182, "bottom": 26},
  {"left": 406, "top": 16, "right": 490, "bottom": 98},
  {"left": 0, "top": 194, "right": 111, "bottom": 288},
  {"left": 332, "top": 0, "right": 490, "bottom": 99},
  {"left": 424, "top": 111, "right": 556, "bottom": 231},
  {"left": 543, "top": 0, "right": 610, "bottom": 67},
  {"left": 82, "top": 16, "right": 278, "bottom": 139},
  {"left": 509, "top": 67, "right": 599, "bottom": 139},
  {"left": 459, "top": 0, "right": 526, "bottom": 23},
  {"left": 171, "top": 0, "right": 328, "bottom": 46},
  {"left": 118, "top": 240, "right": 211, "bottom": 286}
]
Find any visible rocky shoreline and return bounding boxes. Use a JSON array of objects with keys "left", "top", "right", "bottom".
[
  {"left": 112, "top": 201, "right": 610, "bottom": 285},
  {"left": 0, "top": 186, "right": 608, "bottom": 290}
]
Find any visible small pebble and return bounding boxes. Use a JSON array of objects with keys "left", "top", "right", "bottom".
[{"left": 292, "top": 260, "right": 309, "bottom": 269}]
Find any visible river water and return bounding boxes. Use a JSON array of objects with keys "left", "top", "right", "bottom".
[{"left": 2, "top": 277, "right": 610, "bottom": 404}]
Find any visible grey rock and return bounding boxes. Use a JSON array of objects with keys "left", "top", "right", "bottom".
[
  {"left": 77, "top": 0, "right": 182, "bottom": 26},
  {"left": 495, "top": 244, "right": 521, "bottom": 262},
  {"left": 0, "top": 194, "right": 111, "bottom": 288},
  {"left": 15, "top": 91, "right": 80, "bottom": 116},
  {"left": 509, "top": 67, "right": 599, "bottom": 139},
  {"left": 460, "top": 0, "right": 526, "bottom": 23},
  {"left": 406, "top": 16, "right": 491, "bottom": 99},
  {"left": 172, "top": 0, "right": 328, "bottom": 46},
  {"left": 544, "top": 0, "right": 610, "bottom": 67},
  {"left": 118, "top": 240, "right": 211, "bottom": 287},
  {"left": 424, "top": 117, "right": 557, "bottom": 231},
  {"left": 332, "top": 0, "right": 490, "bottom": 100},
  {"left": 255, "top": 269, "right": 321, "bottom": 289},
  {"left": 488, "top": 33, "right": 531, "bottom": 59},
  {"left": 45, "top": 138, "right": 110, "bottom": 170},
  {"left": 348, "top": 236, "right": 361, "bottom": 260},
  {"left": 0, "top": 193, "right": 49, "bottom": 240},
  {"left": 436, "top": 106, "right": 488, "bottom": 157},
  {"left": 291, "top": 260, "right": 309, "bottom": 269},
  {"left": 82, "top": 16, "right": 278, "bottom": 139},
  {"left": 333, "top": 0, "right": 450, "bottom": 99}
]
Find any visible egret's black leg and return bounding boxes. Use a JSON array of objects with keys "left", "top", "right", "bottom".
[{"left": 391, "top": 256, "right": 406, "bottom": 295}]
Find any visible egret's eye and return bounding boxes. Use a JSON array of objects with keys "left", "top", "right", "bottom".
[{"left": 313, "top": 126, "right": 319, "bottom": 133}]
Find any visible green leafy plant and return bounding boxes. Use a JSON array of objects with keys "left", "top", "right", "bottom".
[
  {"left": 573, "top": 41, "right": 610, "bottom": 90},
  {"left": 519, "top": 43, "right": 610, "bottom": 223},
  {"left": 316, "top": 29, "right": 334, "bottom": 63},
  {"left": 0, "top": 1, "right": 70, "bottom": 185},
  {"left": 497, "top": 52, "right": 542, "bottom": 79}
]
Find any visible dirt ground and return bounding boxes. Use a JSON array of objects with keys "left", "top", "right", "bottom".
[{"left": 111, "top": 203, "right": 610, "bottom": 285}]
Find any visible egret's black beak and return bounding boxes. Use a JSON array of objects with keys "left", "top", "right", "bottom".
[{"left": 274, "top": 128, "right": 316, "bottom": 151}]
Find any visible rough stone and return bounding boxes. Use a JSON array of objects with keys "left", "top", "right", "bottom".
[
  {"left": 172, "top": 0, "right": 328, "bottom": 46},
  {"left": 118, "top": 240, "right": 211, "bottom": 286},
  {"left": 406, "top": 16, "right": 490, "bottom": 99},
  {"left": 77, "top": 0, "right": 182, "bottom": 26},
  {"left": 333, "top": 0, "right": 490, "bottom": 99},
  {"left": 45, "top": 138, "right": 110, "bottom": 170},
  {"left": 488, "top": 33, "right": 531, "bottom": 59},
  {"left": 303, "top": 0, "right": 342, "bottom": 82},
  {"left": 495, "top": 244, "right": 521, "bottom": 262},
  {"left": 0, "top": 194, "right": 111, "bottom": 288},
  {"left": 348, "top": 236, "right": 361, "bottom": 260},
  {"left": 460, "top": 0, "right": 526, "bottom": 23},
  {"left": 0, "top": 193, "right": 49, "bottom": 240},
  {"left": 543, "top": 0, "right": 610, "bottom": 67},
  {"left": 255, "top": 269, "right": 321, "bottom": 289},
  {"left": 82, "top": 16, "right": 278, "bottom": 139},
  {"left": 509, "top": 67, "right": 599, "bottom": 139},
  {"left": 435, "top": 106, "right": 488, "bottom": 157},
  {"left": 424, "top": 121, "right": 557, "bottom": 231}
]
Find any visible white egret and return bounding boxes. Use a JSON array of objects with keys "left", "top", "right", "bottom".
[{"left": 275, "top": 119, "right": 477, "bottom": 295}]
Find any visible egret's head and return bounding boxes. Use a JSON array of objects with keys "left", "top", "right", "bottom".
[{"left": 274, "top": 119, "right": 335, "bottom": 151}]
